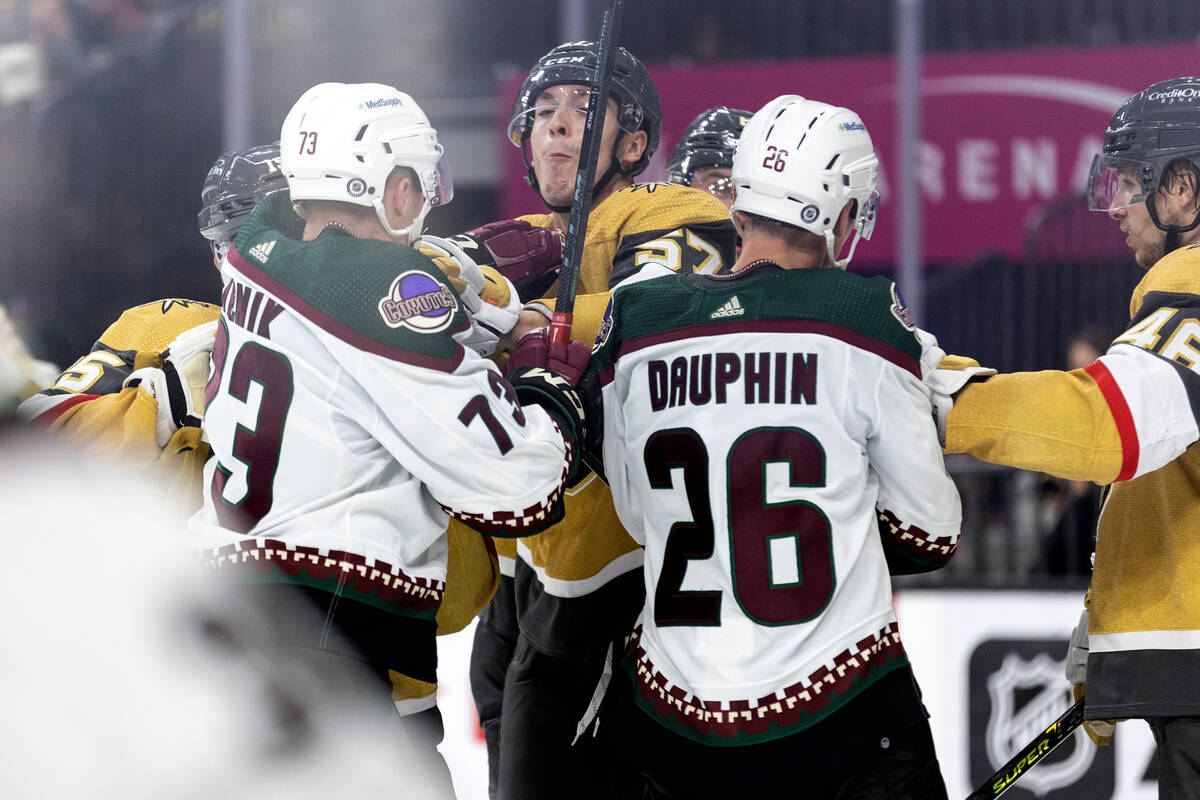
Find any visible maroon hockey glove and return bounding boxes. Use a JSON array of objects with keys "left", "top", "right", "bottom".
[
  {"left": 504, "top": 328, "right": 590, "bottom": 386},
  {"left": 450, "top": 219, "right": 563, "bottom": 302}
]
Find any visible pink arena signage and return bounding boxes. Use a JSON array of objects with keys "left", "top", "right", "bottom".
[{"left": 497, "top": 43, "right": 1198, "bottom": 266}]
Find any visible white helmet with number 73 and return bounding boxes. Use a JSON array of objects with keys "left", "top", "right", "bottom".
[
  {"left": 730, "top": 94, "right": 880, "bottom": 269},
  {"left": 280, "top": 82, "right": 453, "bottom": 244}
]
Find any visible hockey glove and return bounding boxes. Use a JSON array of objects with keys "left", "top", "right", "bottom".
[
  {"left": 418, "top": 234, "right": 522, "bottom": 356},
  {"left": 915, "top": 327, "right": 996, "bottom": 446},
  {"left": 123, "top": 320, "right": 217, "bottom": 448},
  {"left": 505, "top": 329, "right": 595, "bottom": 485},
  {"left": 1064, "top": 608, "right": 1116, "bottom": 746},
  {"left": 445, "top": 219, "right": 564, "bottom": 302}
]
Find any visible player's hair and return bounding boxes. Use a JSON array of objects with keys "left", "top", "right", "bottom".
[
  {"left": 738, "top": 210, "right": 827, "bottom": 250},
  {"left": 292, "top": 166, "right": 418, "bottom": 224},
  {"left": 1164, "top": 158, "right": 1200, "bottom": 198}
]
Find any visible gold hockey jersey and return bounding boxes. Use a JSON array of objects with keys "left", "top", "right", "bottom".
[
  {"left": 946, "top": 242, "right": 1200, "bottom": 717},
  {"left": 499, "top": 182, "right": 738, "bottom": 652},
  {"left": 19, "top": 299, "right": 219, "bottom": 505}
]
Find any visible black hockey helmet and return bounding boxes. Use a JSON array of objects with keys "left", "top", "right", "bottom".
[
  {"left": 1086, "top": 77, "right": 1200, "bottom": 247},
  {"left": 507, "top": 41, "right": 662, "bottom": 180},
  {"left": 198, "top": 141, "right": 287, "bottom": 259},
  {"left": 666, "top": 106, "right": 753, "bottom": 185}
]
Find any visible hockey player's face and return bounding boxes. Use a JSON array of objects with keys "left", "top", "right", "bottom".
[
  {"left": 1108, "top": 169, "right": 1164, "bottom": 270},
  {"left": 529, "top": 84, "right": 621, "bottom": 208},
  {"left": 691, "top": 166, "right": 735, "bottom": 208}
]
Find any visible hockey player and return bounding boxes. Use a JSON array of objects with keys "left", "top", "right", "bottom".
[
  {"left": 665, "top": 105, "right": 752, "bottom": 208},
  {"left": 467, "top": 42, "right": 738, "bottom": 800},
  {"left": 186, "top": 81, "right": 589, "bottom": 797},
  {"left": 17, "top": 142, "right": 286, "bottom": 504},
  {"left": 591, "top": 94, "right": 961, "bottom": 799},
  {"left": 931, "top": 77, "right": 1200, "bottom": 798}
]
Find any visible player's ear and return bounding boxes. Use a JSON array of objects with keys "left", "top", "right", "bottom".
[
  {"left": 1180, "top": 169, "right": 1200, "bottom": 212},
  {"left": 731, "top": 210, "right": 751, "bottom": 234},
  {"left": 832, "top": 200, "right": 855, "bottom": 237},
  {"left": 383, "top": 167, "right": 418, "bottom": 232},
  {"left": 617, "top": 130, "right": 648, "bottom": 172}
]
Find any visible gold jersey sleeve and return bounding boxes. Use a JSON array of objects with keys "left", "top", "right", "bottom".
[
  {"left": 24, "top": 299, "right": 221, "bottom": 509},
  {"left": 946, "top": 244, "right": 1200, "bottom": 484},
  {"left": 438, "top": 520, "right": 501, "bottom": 635},
  {"left": 945, "top": 368, "right": 1124, "bottom": 483}
]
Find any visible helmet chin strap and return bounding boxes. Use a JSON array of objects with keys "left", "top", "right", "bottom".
[
  {"left": 1145, "top": 193, "right": 1200, "bottom": 255},
  {"left": 825, "top": 229, "right": 862, "bottom": 270},
  {"left": 372, "top": 195, "right": 428, "bottom": 245}
]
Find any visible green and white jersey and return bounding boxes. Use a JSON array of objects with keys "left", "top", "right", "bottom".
[
  {"left": 188, "top": 192, "right": 571, "bottom": 651},
  {"left": 592, "top": 260, "right": 961, "bottom": 745}
]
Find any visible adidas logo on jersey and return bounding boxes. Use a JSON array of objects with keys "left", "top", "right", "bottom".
[
  {"left": 248, "top": 241, "right": 276, "bottom": 263},
  {"left": 711, "top": 296, "right": 745, "bottom": 318}
]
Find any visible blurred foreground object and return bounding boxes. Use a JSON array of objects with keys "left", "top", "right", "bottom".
[{"left": 0, "top": 430, "right": 447, "bottom": 798}]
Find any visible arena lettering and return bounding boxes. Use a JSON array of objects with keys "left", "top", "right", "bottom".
[
  {"left": 647, "top": 352, "right": 818, "bottom": 411},
  {"left": 380, "top": 286, "right": 456, "bottom": 325},
  {"left": 874, "top": 134, "right": 1101, "bottom": 204},
  {"left": 221, "top": 278, "right": 284, "bottom": 339}
]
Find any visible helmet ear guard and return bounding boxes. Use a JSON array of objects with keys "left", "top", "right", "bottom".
[{"left": 279, "top": 82, "right": 453, "bottom": 243}]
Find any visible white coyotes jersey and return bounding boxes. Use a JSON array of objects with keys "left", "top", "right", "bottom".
[
  {"left": 592, "top": 263, "right": 961, "bottom": 743},
  {"left": 188, "top": 208, "right": 569, "bottom": 617}
]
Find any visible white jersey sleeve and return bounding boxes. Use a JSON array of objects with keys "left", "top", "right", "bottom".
[
  {"left": 332, "top": 332, "right": 571, "bottom": 531},
  {"left": 861, "top": 357, "right": 963, "bottom": 571}
]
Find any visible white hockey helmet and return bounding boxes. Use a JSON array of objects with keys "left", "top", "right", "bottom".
[
  {"left": 280, "top": 82, "right": 453, "bottom": 243},
  {"left": 730, "top": 94, "right": 880, "bottom": 269}
]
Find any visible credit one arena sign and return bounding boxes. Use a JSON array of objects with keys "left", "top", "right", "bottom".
[{"left": 498, "top": 43, "right": 1195, "bottom": 267}]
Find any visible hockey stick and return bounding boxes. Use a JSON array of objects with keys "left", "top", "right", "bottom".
[
  {"left": 548, "top": 0, "right": 625, "bottom": 345},
  {"left": 965, "top": 697, "right": 1086, "bottom": 800}
]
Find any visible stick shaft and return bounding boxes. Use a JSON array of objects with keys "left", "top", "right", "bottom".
[
  {"left": 965, "top": 697, "right": 1086, "bottom": 800},
  {"left": 549, "top": 0, "right": 624, "bottom": 345}
]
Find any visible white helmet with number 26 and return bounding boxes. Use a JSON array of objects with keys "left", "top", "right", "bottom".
[
  {"left": 730, "top": 94, "right": 879, "bottom": 269},
  {"left": 280, "top": 82, "right": 453, "bottom": 244}
]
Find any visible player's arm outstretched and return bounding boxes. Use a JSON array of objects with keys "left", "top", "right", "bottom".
[
  {"left": 937, "top": 260, "right": 1200, "bottom": 483},
  {"left": 866, "top": 319, "right": 963, "bottom": 574}
]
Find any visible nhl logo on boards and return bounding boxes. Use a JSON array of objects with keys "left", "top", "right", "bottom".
[
  {"left": 378, "top": 270, "right": 458, "bottom": 333},
  {"left": 347, "top": 178, "right": 367, "bottom": 198},
  {"left": 969, "top": 639, "right": 1114, "bottom": 798}
]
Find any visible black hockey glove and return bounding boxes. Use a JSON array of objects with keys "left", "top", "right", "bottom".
[
  {"left": 505, "top": 329, "right": 595, "bottom": 485},
  {"left": 446, "top": 219, "right": 563, "bottom": 303}
]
